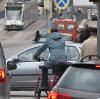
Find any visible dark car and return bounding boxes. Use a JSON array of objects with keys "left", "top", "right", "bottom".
[{"left": 48, "top": 59, "right": 100, "bottom": 99}]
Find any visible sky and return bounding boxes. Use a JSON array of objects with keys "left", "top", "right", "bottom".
[{"left": 73, "top": 0, "right": 94, "bottom": 6}]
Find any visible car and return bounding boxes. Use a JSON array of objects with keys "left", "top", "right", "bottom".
[
  {"left": 48, "top": 55, "right": 100, "bottom": 99},
  {"left": 7, "top": 42, "right": 81, "bottom": 91},
  {"left": 0, "top": 42, "right": 16, "bottom": 99}
]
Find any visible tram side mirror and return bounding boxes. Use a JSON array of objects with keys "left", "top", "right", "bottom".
[{"left": 7, "top": 61, "right": 17, "bottom": 70}]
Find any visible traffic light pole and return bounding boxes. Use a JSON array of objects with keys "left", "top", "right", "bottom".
[{"left": 97, "top": 3, "right": 100, "bottom": 56}]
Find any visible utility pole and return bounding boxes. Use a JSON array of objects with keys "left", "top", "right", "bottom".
[{"left": 97, "top": 3, "right": 100, "bottom": 56}]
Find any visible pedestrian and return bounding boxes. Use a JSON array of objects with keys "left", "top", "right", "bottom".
[
  {"left": 33, "top": 25, "right": 67, "bottom": 77},
  {"left": 79, "top": 24, "right": 90, "bottom": 43},
  {"left": 81, "top": 27, "right": 97, "bottom": 57},
  {"left": 34, "top": 30, "right": 41, "bottom": 43}
]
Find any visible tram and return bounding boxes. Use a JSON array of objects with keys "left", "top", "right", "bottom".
[{"left": 5, "top": 0, "right": 38, "bottom": 30}]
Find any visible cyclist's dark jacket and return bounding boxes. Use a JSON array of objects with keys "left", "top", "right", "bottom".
[{"left": 34, "top": 32, "right": 67, "bottom": 65}]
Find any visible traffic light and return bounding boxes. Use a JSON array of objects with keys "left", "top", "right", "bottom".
[{"left": 89, "top": 0, "right": 99, "bottom": 2}]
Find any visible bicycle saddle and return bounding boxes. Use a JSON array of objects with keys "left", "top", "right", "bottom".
[{"left": 39, "top": 65, "right": 52, "bottom": 69}]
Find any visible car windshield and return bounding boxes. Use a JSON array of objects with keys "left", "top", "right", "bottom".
[{"left": 57, "top": 67, "right": 100, "bottom": 93}]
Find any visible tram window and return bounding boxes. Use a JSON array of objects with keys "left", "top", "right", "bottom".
[{"left": 6, "top": 7, "right": 22, "bottom": 20}]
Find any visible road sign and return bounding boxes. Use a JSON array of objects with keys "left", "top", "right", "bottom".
[{"left": 54, "top": 0, "right": 70, "bottom": 10}]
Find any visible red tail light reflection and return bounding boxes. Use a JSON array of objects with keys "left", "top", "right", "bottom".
[
  {"left": 0, "top": 69, "right": 6, "bottom": 82},
  {"left": 48, "top": 91, "right": 72, "bottom": 99}
]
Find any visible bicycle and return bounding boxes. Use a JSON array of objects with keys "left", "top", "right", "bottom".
[{"left": 34, "top": 58, "right": 68, "bottom": 99}]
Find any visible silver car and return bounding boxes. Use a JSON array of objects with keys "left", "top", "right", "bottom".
[
  {"left": 0, "top": 42, "right": 16, "bottom": 99},
  {"left": 7, "top": 42, "right": 81, "bottom": 91},
  {"left": 48, "top": 62, "right": 100, "bottom": 99}
]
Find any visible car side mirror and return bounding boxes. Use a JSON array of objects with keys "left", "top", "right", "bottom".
[
  {"left": 7, "top": 61, "right": 17, "bottom": 70},
  {"left": 13, "top": 58, "right": 20, "bottom": 63}
]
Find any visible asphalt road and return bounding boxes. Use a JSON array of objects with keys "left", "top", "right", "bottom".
[{"left": 10, "top": 91, "right": 47, "bottom": 99}]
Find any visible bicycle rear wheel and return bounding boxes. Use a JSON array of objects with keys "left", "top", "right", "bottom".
[{"left": 34, "top": 75, "right": 42, "bottom": 99}]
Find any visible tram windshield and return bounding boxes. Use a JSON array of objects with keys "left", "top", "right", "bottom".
[{"left": 6, "top": 7, "right": 22, "bottom": 20}]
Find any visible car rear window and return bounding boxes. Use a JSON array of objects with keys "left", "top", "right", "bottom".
[{"left": 57, "top": 67, "right": 100, "bottom": 93}]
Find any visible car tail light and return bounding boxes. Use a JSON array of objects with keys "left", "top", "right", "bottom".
[
  {"left": 0, "top": 69, "right": 6, "bottom": 82},
  {"left": 96, "top": 65, "right": 100, "bottom": 69},
  {"left": 48, "top": 91, "right": 72, "bottom": 99}
]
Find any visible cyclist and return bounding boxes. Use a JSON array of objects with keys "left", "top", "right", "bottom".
[{"left": 33, "top": 25, "right": 67, "bottom": 77}]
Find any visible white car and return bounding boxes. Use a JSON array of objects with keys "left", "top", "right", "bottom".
[{"left": 7, "top": 42, "right": 81, "bottom": 91}]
